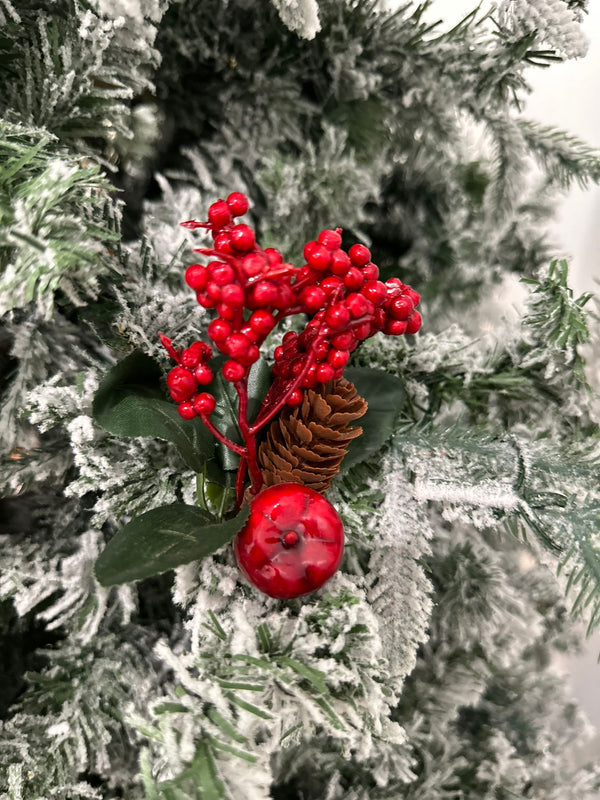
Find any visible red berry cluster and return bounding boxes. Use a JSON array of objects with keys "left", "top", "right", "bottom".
[
  {"left": 271, "top": 235, "right": 421, "bottom": 402},
  {"left": 173, "top": 192, "right": 421, "bottom": 416},
  {"left": 181, "top": 192, "right": 301, "bottom": 397},
  {"left": 161, "top": 336, "right": 217, "bottom": 419}
]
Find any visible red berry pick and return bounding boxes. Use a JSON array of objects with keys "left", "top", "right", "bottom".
[{"left": 234, "top": 484, "right": 344, "bottom": 599}]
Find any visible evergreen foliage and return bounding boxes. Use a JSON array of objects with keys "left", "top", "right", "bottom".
[{"left": 1, "top": 1, "right": 599, "bottom": 798}]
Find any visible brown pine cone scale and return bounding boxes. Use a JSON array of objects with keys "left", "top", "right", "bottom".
[{"left": 259, "top": 378, "right": 367, "bottom": 494}]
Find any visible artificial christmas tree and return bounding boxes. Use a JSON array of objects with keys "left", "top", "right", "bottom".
[{"left": 1, "top": 1, "right": 600, "bottom": 798}]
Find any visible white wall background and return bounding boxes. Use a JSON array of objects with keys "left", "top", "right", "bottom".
[{"left": 414, "top": 0, "right": 600, "bottom": 764}]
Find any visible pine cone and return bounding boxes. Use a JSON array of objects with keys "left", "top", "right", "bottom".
[{"left": 258, "top": 378, "right": 367, "bottom": 493}]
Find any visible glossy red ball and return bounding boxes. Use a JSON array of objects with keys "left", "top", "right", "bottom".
[
  {"left": 226, "top": 192, "right": 249, "bottom": 217},
  {"left": 185, "top": 264, "right": 208, "bottom": 292},
  {"left": 300, "top": 286, "right": 326, "bottom": 311},
  {"left": 208, "top": 318, "right": 232, "bottom": 343},
  {"left": 230, "top": 224, "right": 255, "bottom": 252},
  {"left": 167, "top": 367, "right": 197, "bottom": 403},
  {"left": 178, "top": 402, "right": 196, "bottom": 420},
  {"left": 193, "top": 392, "right": 217, "bottom": 415},
  {"left": 234, "top": 484, "right": 344, "bottom": 599},
  {"left": 389, "top": 295, "right": 414, "bottom": 321},
  {"left": 208, "top": 200, "right": 232, "bottom": 228},
  {"left": 317, "top": 229, "right": 342, "bottom": 250},
  {"left": 349, "top": 244, "right": 371, "bottom": 267},
  {"left": 194, "top": 364, "right": 214, "bottom": 385},
  {"left": 222, "top": 359, "right": 246, "bottom": 382},
  {"left": 330, "top": 249, "right": 351, "bottom": 276},
  {"left": 405, "top": 310, "right": 422, "bottom": 334}
]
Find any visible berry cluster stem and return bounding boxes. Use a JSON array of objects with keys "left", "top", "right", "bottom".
[{"left": 235, "top": 379, "right": 263, "bottom": 495}]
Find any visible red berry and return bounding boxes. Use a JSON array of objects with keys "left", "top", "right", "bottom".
[
  {"left": 220, "top": 283, "right": 244, "bottom": 306},
  {"left": 216, "top": 302, "right": 236, "bottom": 321},
  {"left": 349, "top": 244, "right": 371, "bottom": 267},
  {"left": 389, "top": 295, "right": 414, "bottom": 321},
  {"left": 344, "top": 267, "right": 364, "bottom": 290},
  {"left": 206, "top": 281, "right": 222, "bottom": 301},
  {"left": 330, "top": 249, "right": 351, "bottom": 276},
  {"left": 226, "top": 192, "right": 249, "bottom": 217},
  {"left": 196, "top": 292, "right": 216, "bottom": 309},
  {"left": 345, "top": 293, "right": 371, "bottom": 319},
  {"left": 242, "top": 253, "right": 266, "bottom": 277},
  {"left": 167, "top": 367, "right": 197, "bottom": 403},
  {"left": 306, "top": 244, "right": 332, "bottom": 271},
  {"left": 222, "top": 360, "right": 246, "bottom": 382},
  {"left": 234, "top": 484, "right": 344, "bottom": 599},
  {"left": 180, "top": 342, "right": 204, "bottom": 368},
  {"left": 193, "top": 392, "right": 217, "bottom": 415},
  {"left": 185, "top": 264, "right": 208, "bottom": 291},
  {"left": 296, "top": 265, "right": 318, "bottom": 284},
  {"left": 354, "top": 321, "right": 371, "bottom": 340},
  {"left": 214, "top": 232, "right": 234, "bottom": 255},
  {"left": 317, "top": 229, "right": 342, "bottom": 250},
  {"left": 303, "top": 240, "right": 319, "bottom": 262},
  {"left": 249, "top": 309, "right": 276, "bottom": 336},
  {"left": 208, "top": 200, "right": 232, "bottom": 228},
  {"left": 282, "top": 331, "right": 298, "bottom": 346},
  {"left": 362, "top": 280, "right": 387, "bottom": 306},
  {"left": 301, "top": 364, "right": 318, "bottom": 388},
  {"left": 178, "top": 402, "right": 196, "bottom": 420},
  {"left": 194, "top": 364, "right": 214, "bottom": 385},
  {"left": 405, "top": 310, "right": 422, "bottom": 334},
  {"left": 386, "top": 278, "right": 403, "bottom": 290},
  {"left": 264, "top": 247, "right": 283, "bottom": 265},
  {"left": 320, "top": 276, "right": 344, "bottom": 297},
  {"left": 274, "top": 346, "right": 284, "bottom": 360},
  {"left": 331, "top": 331, "right": 354, "bottom": 350},
  {"left": 325, "top": 303, "right": 351, "bottom": 330},
  {"left": 372, "top": 308, "right": 386, "bottom": 331},
  {"left": 287, "top": 390, "right": 303, "bottom": 407},
  {"left": 227, "top": 333, "right": 252, "bottom": 359},
  {"left": 249, "top": 281, "right": 279, "bottom": 307},
  {"left": 208, "top": 318, "right": 232, "bottom": 343},
  {"left": 384, "top": 319, "right": 408, "bottom": 336},
  {"left": 362, "top": 263, "right": 379, "bottom": 281},
  {"left": 300, "top": 286, "right": 326, "bottom": 311},
  {"left": 210, "top": 263, "right": 236, "bottom": 286},
  {"left": 404, "top": 287, "right": 421, "bottom": 307},
  {"left": 230, "top": 224, "right": 255, "bottom": 252},
  {"left": 240, "top": 344, "right": 260, "bottom": 365},
  {"left": 314, "top": 341, "right": 330, "bottom": 360},
  {"left": 327, "top": 349, "right": 350, "bottom": 369},
  {"left": 274, "top": 284, "right": 294, "bottom": 310},
  {"left": 316, "top": 363, "right": 335, "bottom": 382}
]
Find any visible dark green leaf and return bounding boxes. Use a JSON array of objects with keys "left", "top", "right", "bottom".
[
  {"left": 92, "top": 351, "right": 214, "bottom": 472},
  {"left": 341, "top": 367, "right": 406, "bottom": 472},
  {"left": 210, "top": 356, "right": 272, "bottom": 471},
  {"left": 95, "top": 503, "right": 249, "bottom": 586}
]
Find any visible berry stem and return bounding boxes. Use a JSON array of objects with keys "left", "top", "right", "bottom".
[
  {"left": 236, "top": 456, "right": 248, "bottom": 508},
  {"left": 234, "top": 379, "right": 263, "bottom": 495},
  {"left": 198, "top": 414, "right": 247, "bottom": 457}
]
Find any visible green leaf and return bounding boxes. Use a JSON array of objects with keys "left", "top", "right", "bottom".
[
  {"left": 209, "top": 356, "right": 272, "bottom": 470},
  {"left": 92, "top": 351, "right": 215, "bottom": 472},
  {"left": 95, "top": 503, "right": 249, "bottom": 586},
  {"left": 341, "top": 367, "right": 406, "bottom": 472}
]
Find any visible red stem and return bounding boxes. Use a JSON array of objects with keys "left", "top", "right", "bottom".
[
  {"left": 235, "top": 456, "right": 247, "bottom": 508},
  {"left": 199, "top": 415, "right": 247, "bottom": 456},
  {"left": 235, "top": 380, "right": 263, "bottom": 496}
]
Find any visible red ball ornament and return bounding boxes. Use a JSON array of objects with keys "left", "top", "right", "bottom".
[{"left": 234, "top": 484, "right": 345, "bottom": 599}]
